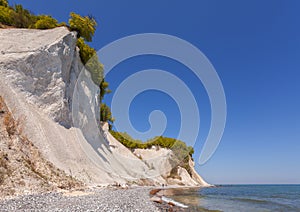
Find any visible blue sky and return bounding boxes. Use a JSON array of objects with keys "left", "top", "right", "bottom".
[{"left": 11, "top": 0, "right": 300, "bottom": 184}]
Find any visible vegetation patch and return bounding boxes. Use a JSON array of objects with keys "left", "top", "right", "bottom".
[
  {"left": 110, "top": 131, "right": 194, "bottom": 156},
  {"left": 110, "top": 130, "right": 194, "bottom": 176}
]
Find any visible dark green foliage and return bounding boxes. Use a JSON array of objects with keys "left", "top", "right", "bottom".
[
  {"left": 178, "top": 155, "right": 193, "bottom": 176},
  {"left": 100, "top": 80, "right": 111, "bottom": 103},
  {"left": 32, "top": 15, "right": 58, "bottom": 29},
  {"left": 76, "top": 38, "right": 104, "bottom": 86},
  {"left": 76, "top": 38, "right": 95, "bottom": 64},
  {"left": 99, "top": 80, "right": 112, "bottom": 125},
  {"left": 12, "top": 4, "right": 35, "bottom": 28},
  {"left": 109, "top": 130, "right": 194, "bottom": 158},
  {"left": 100, "top": 103, "right": 114, "bottom": 125},
  {"left": 86, "top": 57, "right": 104, "bottom": 86},
  {"left": 0, "top": 4, "right": 35, "bottom": 27},
  {"left": 188, "top": 146, "right": 194, "bottom": 157},
  {"left": 57, "top": 22, "right": 67, "bottom": 27},
  {"left": 110, "top": 131, "right": 143, "bottom": 149},
  {"left": 0, "top": 2, "right": 60, "bottom": 29},
  {"left": 69, "top": 12, "right": 96, "bottom": 42},
  {"left": 0, "top": 6, "right": 13, "bottom": 25},
  {"left": 110, "top": 131, "right": 144, "bottom": 149},
  {"left": 0, "top": 0, "right": 8, "bottom": 7},
  {"left": 70, "top": 13, "right": 103, "bottom": 87},
  {"left": 115, "top": 132, "right": 142, "bottom": 144}
]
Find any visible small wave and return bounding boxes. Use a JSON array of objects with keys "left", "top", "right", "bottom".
[
  {"left": 231, "top": 197, "right": 270, "bottom": 204},
  {"left": 161, "top": 196, "right": 189, "bottom": 208},
  {"left": 230, "top": 197, "right": 299, "bottom": 211}
]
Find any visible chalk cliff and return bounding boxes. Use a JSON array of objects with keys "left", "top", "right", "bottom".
[{"left": 0, "top": 27, "right": 209, "bottom": 187}]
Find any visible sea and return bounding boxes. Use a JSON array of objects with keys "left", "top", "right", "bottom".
[{"left": 164, "top": 185, "right": 300, "bottom": 211}]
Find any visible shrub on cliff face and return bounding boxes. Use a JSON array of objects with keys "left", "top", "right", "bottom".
[
  {"left": 99, "top": 79, "right": 111, "bottom": 103},
  {"left": 86, "top": 57, "right": 104, "bottom": 87},
  {"left": 69, "top": 12, "right": 96, "bottom": 42},
  {"left": 100, "top": 103, "right": 114, "bottom": 126},
  {"left": 76, "top": 38, "right": 96, "bottom": 64},
  {"left": 69, "top": 13, "right": 104, "bottom": 87},
  {"left": 75, "top": 27, "right": 111, "bottom": 124},
  {"left": 76, "top": 38, "right": 104, "bottom": 86}
]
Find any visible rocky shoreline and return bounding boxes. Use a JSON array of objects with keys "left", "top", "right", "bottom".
[
  {"left": 0, "top": 186, "right": 217, "bottom": 212},
  {"left": 0, "top": 187, "right": 161, "bottom": 212}
]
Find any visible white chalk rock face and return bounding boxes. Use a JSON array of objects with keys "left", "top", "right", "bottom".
[
  {"left": 0, "top": 27, "right": 105, "bottom": 184},
  {"left": 0, "top": 27, "right": 156, "bottom": 185},
  {"left": 133, "top": 148, "right": 174, "bottom": 178},
  {"left": 0, "top": 27, "right": 209, "bottom": 187},
  {"left": 0, "top": 27, "right": 79, "bottom": 127}
]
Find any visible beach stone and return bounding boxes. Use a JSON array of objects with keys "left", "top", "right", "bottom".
[
  {"left": 150, "top": 196, "right": 163, "bottom": 204},
  {"left": 149, "top": 189, "right": 161, "bottom": 195}
]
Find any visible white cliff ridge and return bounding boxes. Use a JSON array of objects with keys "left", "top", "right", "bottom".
[{"left": 0, "top": 27, "right": 209, "bottom": 187}]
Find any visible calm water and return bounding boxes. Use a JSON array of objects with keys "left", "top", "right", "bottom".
[{"left": 165, "top": 185, "right": 300, "bottom": 212}]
